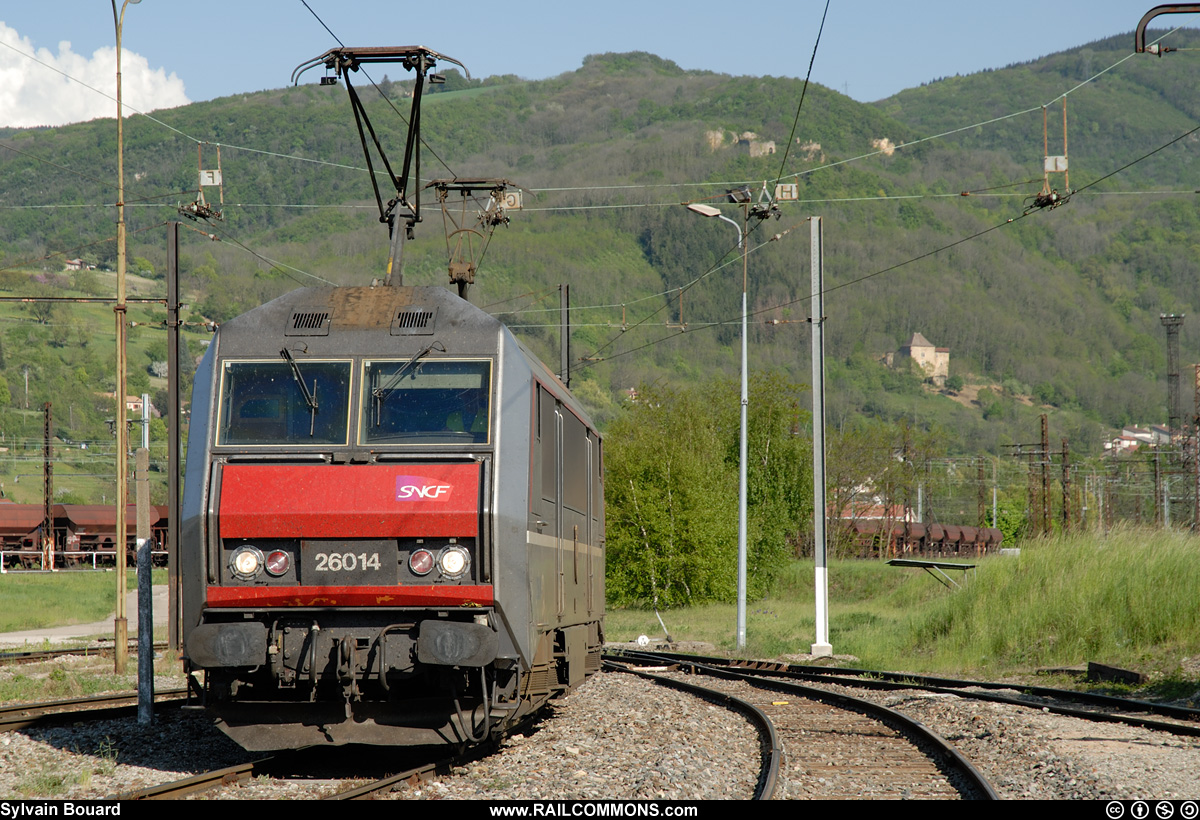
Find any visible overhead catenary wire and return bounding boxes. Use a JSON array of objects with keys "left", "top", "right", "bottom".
[
  {"left": 0, "top": 17, "right": 1186, "bottom": 225},
  {"left": 576, "top": 108, "right": 1200, "bottom": 370},
  {"left": 179, "top": 221, "right": 338, "bottom": 287},
  {"left": 570, "top": 26, "right": 1199, "bottom": 365},
  {"left": 575, "top": 0, "right": 834, "bottom": 365},
  {"left": 771, "top": 0, "right": 831, "bottom": 192},
  {"left": 17, "top": 184, "right": 1194, "bottom": 219},
  {"left": 0, "top": 11, "right": 1174, "bottom": 207}
]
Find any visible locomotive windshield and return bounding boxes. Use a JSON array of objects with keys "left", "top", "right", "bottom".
[
  {"left": 361, "top": 359, "right": 491, "bottom": 445},
  {"left": 218, "top": 360, "right": 353, "bottom": 446}
]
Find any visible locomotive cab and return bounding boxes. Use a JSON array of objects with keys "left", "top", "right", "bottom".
[{"left": 181, "top": 285, "right": 604, "bottom": 749}]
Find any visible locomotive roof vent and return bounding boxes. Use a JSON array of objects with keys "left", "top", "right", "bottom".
[
  {"left": 286, "top": 309, "right": 331, "bottom": 336},
  {"left": 390, "top": 306, "right": 438, "bottom": 336}
]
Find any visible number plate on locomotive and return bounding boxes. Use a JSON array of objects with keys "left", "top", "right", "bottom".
[{"left": 300, "top": 539, "right": 398, "bottom": 585}]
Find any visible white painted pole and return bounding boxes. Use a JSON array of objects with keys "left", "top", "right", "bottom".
[{"left": 810, "top": 217, "right": 832, "bottom": 657}]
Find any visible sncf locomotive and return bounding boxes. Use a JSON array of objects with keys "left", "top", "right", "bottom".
[{"left": 180, "top": 284, "right": 605, "bottom": 749}]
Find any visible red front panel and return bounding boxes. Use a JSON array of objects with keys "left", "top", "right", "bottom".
[
  {"left": 219, "top": 463, "right": 480, "bottom": 539},
  {"left": 205, "top": 584, "right": 494, "bottom": 608}
]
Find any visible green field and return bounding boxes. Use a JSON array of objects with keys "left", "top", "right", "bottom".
[{"left": 0, "top": 568, "right": 167, "bottom": 633}]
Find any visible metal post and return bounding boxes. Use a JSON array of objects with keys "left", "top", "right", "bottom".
[
  {"left": 111, "top": 0, "right": 141, "bottom": 676},
  {"left": 141, "top": 393, "right": 150, "bottom": 450},
  {"left": 1155, "top": 450, "right": 1163, "bottom": 528},
  {"left": 1194, "top": 364, "right": 1200, "bottom": 533},
  {"left": 42, "top": 403, "right": 52, "bottom": 571},
  {"left": 684, "top": 202, "right": 747, "bottom": 650},
  {"left": 992, "top": 458, "right": 998, "bottom": 530},
  {"left": 810, "top": 216, "right": 832, "bottom": 657},
  {"left": 1041, "top": 414, "right": 1051, "bottom": 536},
  {"left": 167, "top": 222, "right": 181, "bottom": 653},
  {"left": 977, "top": 460, "right": 986, "bottom": 528},
  {"left": 136, "top": 447, "right": 153, "bottom": 724},
  {"left": 560, "top": 284, "right": 570, "bottom": 388},
  {"left": 1162, "top": 315, "right": 1185, "bottom": 440},
  {"left": 1061, "top": 438, "right": 1071, "bottom": 534},
  {"left": 736, "top": 203, "right": 748, "bottom": 651}
]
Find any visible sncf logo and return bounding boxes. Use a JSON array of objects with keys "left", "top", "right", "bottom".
[{"left": 396, "top": 476, "right": 453, "bottom": 501}]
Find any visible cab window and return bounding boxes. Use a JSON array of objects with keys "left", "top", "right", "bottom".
[
  {"left": 218, "top": 360, "right": 352, "bottom": 446},
  {"left": 360, "top": 359, "right": 491, "bottom": 445}
]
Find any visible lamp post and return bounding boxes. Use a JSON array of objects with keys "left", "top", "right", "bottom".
[
  {"left": 686, "top": 202, "right": 749, "bottom": 649},
  {"left": 112, "top": 0, "right": 141, "bottom": 674}
]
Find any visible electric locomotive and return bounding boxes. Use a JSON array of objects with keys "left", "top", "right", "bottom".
[{"left": 180, "top": 284, "right": 605, "bottom": 749}]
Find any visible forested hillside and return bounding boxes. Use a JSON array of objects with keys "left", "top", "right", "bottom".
[{"left": 3, "top": 32, "right": 1200, "bottom": 470}]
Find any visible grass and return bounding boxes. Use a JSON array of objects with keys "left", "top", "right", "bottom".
[
  {"left": 0, "top": 568, "right": 168, "bottom": 633},
  {"left": 11, "top": 735, "right": 125, "bottom": 796},
  {"left": 607, "top": 527, "right": 1200, "bottom": 691},
  {"left": 605, "top": 556, "right": 950, "bottom": 661},
  {"left": 0, "top": 665, "right": 145, "bottom": 704},
  {"left": 0, "top": 644, "right": 185, "bottom": 705}
]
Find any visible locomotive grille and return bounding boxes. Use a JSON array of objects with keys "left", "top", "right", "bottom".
[
  {"left": 285, "top": 310, "right": 331, "bottom": 336},
  {"left": 390, "top": 307, "right": 437, "bottom": 336}
]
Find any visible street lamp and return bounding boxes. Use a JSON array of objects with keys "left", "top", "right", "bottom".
[
  {"left": 111, "top": 0, "right": 141, "bottom": 674},
  {"left": 686, "top": 202, "right": 749, "bottom": 650}
]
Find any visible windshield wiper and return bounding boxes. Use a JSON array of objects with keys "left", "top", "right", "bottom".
[
  {"left": 280, "top": 348, "right": 319, "bottom": 436},
  {"left": 373, "top": 340, "right": 445, "bottom": 401},
  {"left": 371, "top": 340, "right": 445, "bottom": 426}
]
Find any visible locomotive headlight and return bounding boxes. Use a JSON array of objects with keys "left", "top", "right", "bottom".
[
  {"left": 229, "top": 545, "right": 265, "bottom": 580},
  {"left": 437, "top": 545, "right": 470, "bottom": 579}
]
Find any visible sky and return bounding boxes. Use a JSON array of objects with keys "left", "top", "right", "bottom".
[{"left": 0, "top": 1, "right": 1187, "bottom": 128}]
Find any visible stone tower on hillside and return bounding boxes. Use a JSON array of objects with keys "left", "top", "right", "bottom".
[{"left": 898, "top": 332, "right": 949, "bottom": 386}]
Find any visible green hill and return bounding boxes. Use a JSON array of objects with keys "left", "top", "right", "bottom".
[{"left": 3, "top": 37, "right": 1200, "bottom": 470}]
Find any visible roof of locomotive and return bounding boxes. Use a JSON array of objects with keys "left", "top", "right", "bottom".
[{"left": 213, "top": 285, "right": 504, "bottom": 357}]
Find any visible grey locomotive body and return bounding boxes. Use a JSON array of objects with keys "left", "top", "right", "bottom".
[{"left": 181, "top": 285, "right": 604, "bottom": 749}]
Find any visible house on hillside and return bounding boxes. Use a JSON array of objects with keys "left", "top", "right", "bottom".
[
  {"left": 1104, "top": 425, "right": 1174, "bottom": 455},
  {"left": 99, "top": 393, "right": 152, "bottom": 416},
  {"left": 895, "top": 332, "right": 949, "bottom": 386}
]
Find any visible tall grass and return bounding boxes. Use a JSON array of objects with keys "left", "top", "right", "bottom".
[
  {"left": 900, "top": 526, "right": 1200, "bottom": 673},
  {"left": 607, "top": 528, "right": 1200, "bottom": 679}
]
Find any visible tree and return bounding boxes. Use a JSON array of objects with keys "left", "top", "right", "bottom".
[
  {"left": 606, "top": 381, "right": 737, "bottom": 608},
  {"left": 824, "top": 418, "right": 944, "bottom": 557},
  {"left": 131, "top": 256, "right": 156, "bottom": 278},
  {"left": 604, "top": 374, "right": 810, "bottom": 607}
]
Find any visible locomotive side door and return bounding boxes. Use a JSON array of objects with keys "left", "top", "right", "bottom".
[
  {"left": 531, "top": 386, "right": 594, "bottom": 625},
  {"left": 530, "top": 385, "right": 563, "bottom": 624}
]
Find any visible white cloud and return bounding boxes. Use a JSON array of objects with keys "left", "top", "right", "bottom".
[{"left": 0, "top": 23, "right": 189, "bottom": 128}]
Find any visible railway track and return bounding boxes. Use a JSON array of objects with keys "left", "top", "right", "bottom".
[
  {"left": 606, "top": 651, "right": 997, "bottom": 799},
  {"left": 0, "top": 689, "right": 187, "bottom": 733},
  {"left": 613, "top": 650, "right": 1200, "bottom": 736},
  {"left": 7, "top": 654, "right": 1196, "bottom": 799},
  {"left": 115, "top": 666, "right": 781, "bottom": 800},
  {"left": 0, "top": 642, "right": 169, "bottom": 667}
]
